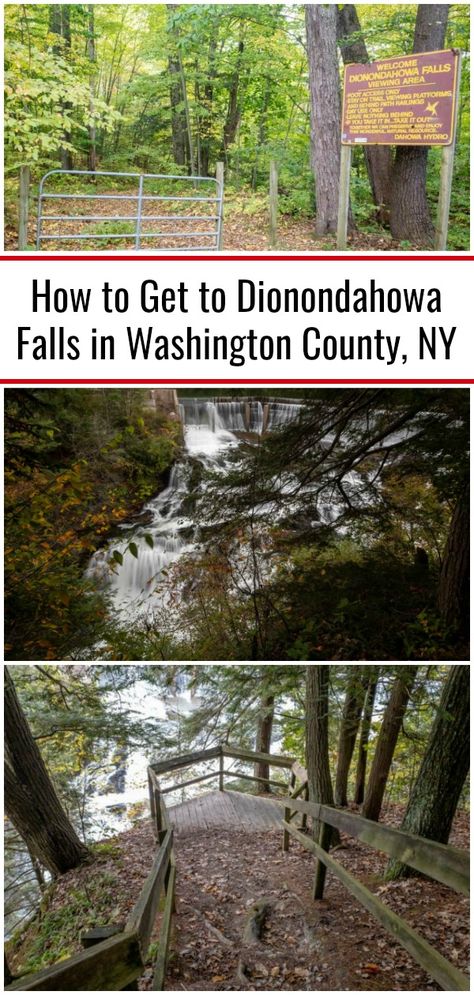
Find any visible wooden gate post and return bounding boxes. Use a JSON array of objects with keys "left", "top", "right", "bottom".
[
  {"left": 216, "top": 161, "right": 224, "bottom": 249},
  {"left": 269, "top": 160, "right": 278, "bottom": 248},
  {"left": 18, "top": 166, "right": 31, "bottom": 250},
  {"left": 435, "top": 51, "right": 462, "bottom": 251},
  {"left": 336, "top": 146, "right": 352, "bottom": 250}
]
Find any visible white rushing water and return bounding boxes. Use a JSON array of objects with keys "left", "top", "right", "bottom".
[{"left": 87, "top": 398, "right": 301, "bottom": 619}]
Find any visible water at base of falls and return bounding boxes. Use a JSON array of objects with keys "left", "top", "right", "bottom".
[{"left": 87, "top": 398, "right": 301, "bottom": 621}]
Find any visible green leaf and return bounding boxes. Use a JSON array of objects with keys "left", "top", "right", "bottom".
[
  {"left": 129, "top": 542, "right": 138, "bottom": 559},
  {"left": 112, "top": 550, "right": 123, "bottom": 565},
  {"left": 144, "top": 534, "right": 154, "bottom": 549}
]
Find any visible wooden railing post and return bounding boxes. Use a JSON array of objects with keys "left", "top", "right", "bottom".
[
  {"left": 313, "top": 821, "right": 332, "bottom": 900},
  {"left": 219, "top": 749, "right": 224, "bottom": 791},
  {"left": 269, "top": 159, "right": 278, "bottom": 248},
  {"left": 18, "top": 166, "right": 30, "bottom": 250},
  {"left": 301, "top": 783, "right": 309, "bottom": 831}
]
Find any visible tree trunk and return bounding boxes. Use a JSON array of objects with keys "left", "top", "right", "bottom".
[
  {"left": 4, "top": 668, "right": 89, "bottom": 876},
  {"left": 223, "top": 39, "right": 244, "bottom": 152},
  {"left": 438, "top": 477, "right": 469, "bottom": 638},
  {"left": 336, "top": 5, "right": 392, "bottom": 223},
  {"left": 386, "top": 665, "right": 469, "bottom": 879},
  {"left": 200, "top": 29, "right": 218, "bottom": 177},
  {"left": 254, "top": 694, "right": 274, "bottom": 792},
  {"left": 389, "top": 4, "right": 449, "bottom": 243},
  {"left": 306, "top": 666, "right": 339, "bottom": 844},
  {"left": 48, "top": 4, "right": 73, "bottom": 170},
  {"left": 334, "top": 669, "right": 367, "bottom": 806},
  {"left": 306, "top": 5, "right": 341, "bottom": 235},
  {"left": 354, "top": 667, "right": 379, "bottom": 805},
  {"left": 362, "top": 667, "right": 418, "bottom": 822},
  {"left": 87, "top": 5, "right": 97, "bottom": 172},
  {"left": 168, "top": 56, "right": 187, "bottom": 166}
]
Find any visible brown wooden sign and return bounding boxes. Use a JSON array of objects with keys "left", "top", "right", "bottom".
[{"left": 341, "top": 49, "right": 459, "bottom": 146}]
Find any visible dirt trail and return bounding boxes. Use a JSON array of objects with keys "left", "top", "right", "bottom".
[{"left": 160, "top": 821, "right": 469, "bottom": 991}]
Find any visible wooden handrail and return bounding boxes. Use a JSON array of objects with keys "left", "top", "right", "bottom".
[
  {"left": 5, "top": 932, "right": 143, "bottom": 991},
  {"left": 274, "top": 796, "right": 469, "bottom": 896},
  {"left": 284, "top": 821, "right": 469, "bottom": 992}
]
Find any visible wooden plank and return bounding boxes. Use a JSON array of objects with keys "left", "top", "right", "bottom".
[
  {"left": 5, "top": 932, "right": 142, "bottom": 991},
  {"left": 152, "top": 863, "right": 177, "bottom": 991},
  {"left": 126, "top": 831, "right": 173, "bottom": 954},
  {"left": 225, "top": 770, "right": 285, "bottom": 790},
  {"left": 273, "top": 798, "right": 469, "bottom": 896},
  {"left": 222, "top": 746, "right": 293, "bottom": 769},
  {"left": 152, "top": 747, "right": 221, "bottom": 775},
  {"left": 283, "top": 822, "right": 469, "bottom": 992},
  {"left": 160, "top": 770, "right": 219, "bottom": 794}
]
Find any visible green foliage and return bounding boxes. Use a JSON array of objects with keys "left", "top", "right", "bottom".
[
  {"left": 5, "top": 389, "right": 180, "bottom": 660},
  {"left": 4, "top": 4, "right": 469, "bottom": 248}
]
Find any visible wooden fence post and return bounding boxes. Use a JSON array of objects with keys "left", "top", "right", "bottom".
[
  {"left": 18, "top": 166, "right": 30, "bottom": 250},
  {"left": 435, "top": 51, "right": 462, "bottom": 250},
  {"left": 301, "top": 783, "right": 309, "bottom": 832},
  {"left": 312, "top": 821, "right": 332, "bottom": 900},
  {"left": 269, "top": 160, "right": 278, "bottom": 248},
  {"left": 219, "top": 750, "right": 224, "bottom": 791},
  {"left": 216, "top": 161, "right": 224, "bottom": 249},
  {"left": 336, "top": 145, "right": 352, "bottom": 250}
]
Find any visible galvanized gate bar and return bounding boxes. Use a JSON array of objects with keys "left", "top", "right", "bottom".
[{"left": 36, "top": 169, "right": 224, "bottom": 251}]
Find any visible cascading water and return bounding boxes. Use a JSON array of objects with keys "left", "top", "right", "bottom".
[{"left": 87, "top": 399, "right": 302, "bottom": 620}]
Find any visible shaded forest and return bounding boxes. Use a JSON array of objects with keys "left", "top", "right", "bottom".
[
  {"left": 4, "top": 387, "right": 469, "bottom": 662},
  {"left": 4, "top": 3, "right": 470, "bottom": 251},
  {"left": 4, "top": 664, "right": 470, "bottom": 991}
]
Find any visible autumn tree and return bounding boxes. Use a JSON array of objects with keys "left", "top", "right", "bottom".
[
  {"left": 362, "top": 667, "right": 418, "bottom": 822},
  {"left": 386, "top": 664, "right": 469, "bottom": 878},
  {"left": 353, "top": 667, "right": 379, "bottom": 804},
  {"left": 334, "top": 667, "right": 367, "bottom": 806},
  {"left": 389, "top": 4, "right": 450, "bottom": 243},
  {"left": 306, "top": 5, "right": 342, "bottom": 234},
  {"left": 306, "top": 666, "right": 339, "bottom": 843},
  {"left": 4, "top": 668, "right": 90, "bottom": 876}
]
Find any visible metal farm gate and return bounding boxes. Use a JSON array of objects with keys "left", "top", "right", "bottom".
[{"left": 36, "top": 169, "right": 224, "bottom": 251}]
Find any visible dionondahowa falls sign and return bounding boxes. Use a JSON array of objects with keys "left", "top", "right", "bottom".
[{"left": 341, "top": 49, "right": 460, "bottom": 146}]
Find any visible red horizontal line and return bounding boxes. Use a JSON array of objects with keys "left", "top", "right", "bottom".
[
  {"left": 2, "top": 379, "right": 472, "bottom": 386},
  {"left": 1, "top": 255, "right": 472, "bottom": 263}
]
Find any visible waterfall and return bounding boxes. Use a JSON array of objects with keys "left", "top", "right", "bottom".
[{"left": 87, "top": 397, "right": 302, "bottom": 620}]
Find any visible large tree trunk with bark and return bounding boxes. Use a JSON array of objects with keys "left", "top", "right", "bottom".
[
  {"left": 4, "top": 668, "right": 89, "bottom": 876},
  {"left": 438, "top": 477, "right": 469, "bottom": 638},
  {"left": 362, "top": 667, "right": 418, "bottom": 822},
  {"left": 254, "top": 694, "right": 274, "bottom": 792},
  {"left": 49, "top": 5, "right": 73, "bottom": 170},
  {"left": 336, "top": 5, "right": 392, "bottom": 224},
  {"left": 167, "top": 6, "right": 188, "bottom": 167},
  {"left": 386, "top": 665, "right": 469, "bottom": 879},
  {"left": 334, "top": 668, "right": 367, "bottom": 806},
  {"left": 306, "top": 5, "right": 342, "bottom": 235},
  {"left": 390, "top": 5, "right": 449, "bottom": 244},
  {"left": 354, "top": 667, "right": 379, "bottom": 805},
  {"left": 306, "top": 666, "right": 339, "bottom": 844}
]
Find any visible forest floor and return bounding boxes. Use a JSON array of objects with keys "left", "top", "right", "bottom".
[
  {"left": 4, "top": 191, "right": 432, "bottom": 253},
  {"left": 7, "top": 802, "right": 469, "bottom": 991}
]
